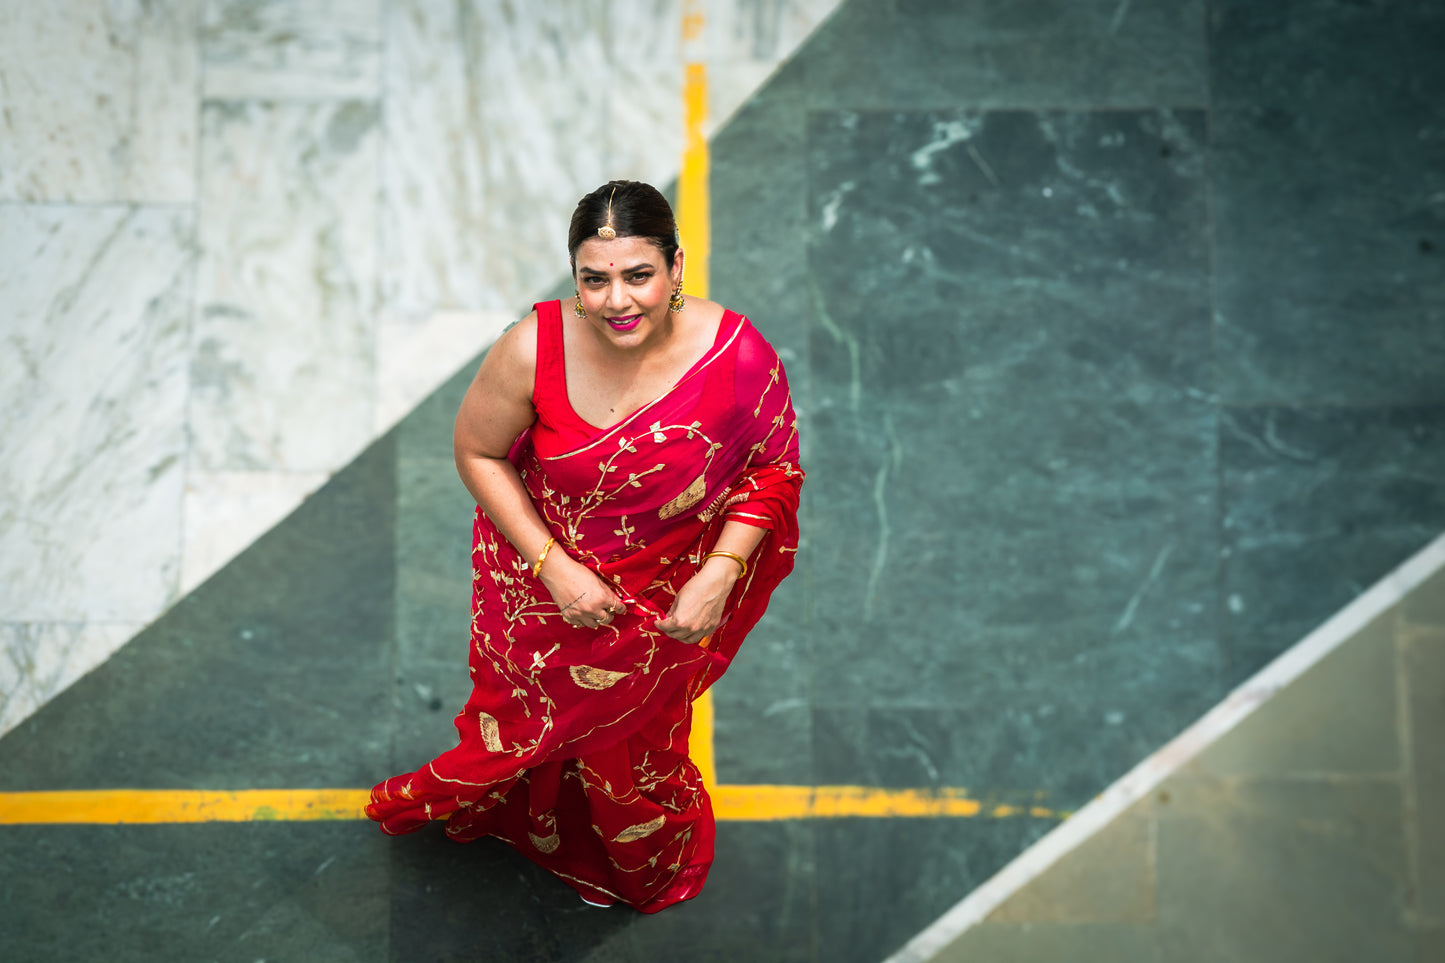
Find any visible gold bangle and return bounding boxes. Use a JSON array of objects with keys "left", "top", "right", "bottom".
[
  {"left": 532, "top": 536, "right": 556, "bottom": 578},
  {"left": 703, "top": 550, "right": 747, "bottom": 579}
]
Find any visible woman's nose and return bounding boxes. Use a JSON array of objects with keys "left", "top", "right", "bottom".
[{"left": 603, "top": 279, "right": 629, "bottom": 309}]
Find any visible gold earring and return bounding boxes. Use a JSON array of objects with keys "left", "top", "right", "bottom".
[
  {"left": 669, "top": 286, "right": 685, "bottom": 313},
  {"left": 573, "top": 291, "right": 587, "bottom": 318}
]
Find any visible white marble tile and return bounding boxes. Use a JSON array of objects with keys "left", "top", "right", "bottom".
[
  {"left": 201, "top": 0, "right": 382, "bottom": 100},
  {"left": 180, "top": 470, "right": 329, "bottom": 593},
  {"left": 704, "top": 0, "right": 843, "bottom": 63},
  {"left": 0, "top": 205, "right": 193, "bottom": 622},
  {"left": 191, "top": 99, "right": 380, "bottom": 472},
  {"left": 375, "top": 309, "right": 513, "bottom": 435},
  {"left": 0, "top": 621, "right": 143, "bottom": 738},
  {"left": 605, "top": 0, "right": 685, "bottom": 188},
  {"left": 381, "top": 0, "right": 611, "bottom": 319},
  {"left": 0, "top": 0, "right": 198, "bottom": 203}
]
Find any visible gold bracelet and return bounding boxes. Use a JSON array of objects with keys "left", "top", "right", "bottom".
[
  {"left": 703, "top": 550, "right": 747, "bottom": 579},
  {"left": 532, "top": 536, "right": 556, "bottom": 578}
]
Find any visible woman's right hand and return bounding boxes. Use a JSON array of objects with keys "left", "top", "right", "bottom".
[{"left": 539, "top": 553, "right": 625, "bottom": 629}]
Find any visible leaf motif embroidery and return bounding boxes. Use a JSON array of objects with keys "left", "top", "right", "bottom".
[
  {"left": 569, "top": 665, "right": 631, "bottom": 690},
  {"left": 528, "top": 831, "right": 561, "bottom": 853},
  {"left": 478, "top": 712, "right": 504, "bottom": 752},
  {"left": 658, "top": 473, "right": 707, "bottom": 519},
  {"left": 612, "top": 814, "right": 667, "bottom": 843}
]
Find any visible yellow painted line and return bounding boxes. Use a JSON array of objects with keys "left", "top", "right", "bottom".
[
  {"left": 677, "top": 60, "right": 710, "bottom": 305},
  {"left": 692, "top": 683, "right": 719, "bottom": 791},
  {"left": 0, "top": 787, "right": 1066, "bottom": 825},
  {"left": 0, "top": 789, "right": 369, "bottom": 825}
]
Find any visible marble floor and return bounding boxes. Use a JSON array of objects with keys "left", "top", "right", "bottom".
[{"left": 3, "top": 0, "right": 1444, "bottom": 960}]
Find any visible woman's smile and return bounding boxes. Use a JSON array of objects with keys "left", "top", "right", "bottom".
[{"left": 606, "top": 313, "right": 644, "bottom": 331}]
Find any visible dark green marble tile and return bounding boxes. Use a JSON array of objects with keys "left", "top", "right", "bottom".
[
  {"left": 1210, "top": 0, "right": 1445, "bottom": 405},
  {"left": 0, "top": 823, "right": 387, "bottom": 963},
  {"left": 1155, "top": 777, "right": 1414, "bottom": 962},
  {"left": 385, "top": 821, "right": 814, "bottom": 962},
  {"left": 814, "top": 816, "right": 1050, "bottom": 963},
  {"left": 713, "top": 627, "right": 814, "bottom": 786},
  {"left": 0, "top": 439, "right": 398, "bottom": 791},
  {"left": 802, "top": 108, "right": 1222, "bottom": 817},
  {"left": 790, "top": 0, "right": 1206, "bottom": 109},
  {"left": 812, "top": 698, "right": 1204, "bottom": 808},
  {"left": 1219, "top": 406, "right": 1445, "bottom": 684},
  {"left": 888, "top": 0, "right": 1207, "bottom": 108}
]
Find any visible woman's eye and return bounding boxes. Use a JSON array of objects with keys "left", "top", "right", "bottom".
[{"left": 629, "top": 273, "right": 652, "bottom": 283}]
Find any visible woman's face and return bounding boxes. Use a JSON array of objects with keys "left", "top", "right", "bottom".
[{"left": 572, "top": 236, "right": 684, "bottom": 348}]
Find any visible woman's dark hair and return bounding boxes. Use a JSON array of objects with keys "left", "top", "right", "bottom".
[{"left": 567, "top": 180, "right": 680, "bottom": 266}]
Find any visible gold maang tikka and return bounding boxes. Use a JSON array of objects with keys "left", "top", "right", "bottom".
[{"left": 596, "top": 187, "right": 617, "bottom": 240}]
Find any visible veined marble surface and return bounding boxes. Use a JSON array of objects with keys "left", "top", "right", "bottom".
[
  {"left": 201, "top": 0, "right": 382, "bottom": 100},
  {"left": 192, "top": 99, "right": 380, "bottom": 472},
  {"left": 0, "top": 205, "right": 194, "bottom": 623},
  {"left": 0, "top": 0, "right": 198, "bottom": 203},
  {"left": 0, "top": 0, "right": 845, "bottom": 736}
]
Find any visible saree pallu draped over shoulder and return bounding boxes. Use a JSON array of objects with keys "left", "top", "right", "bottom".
[{"left": 367, "top": 300, "right": 803, "bottom": 912}]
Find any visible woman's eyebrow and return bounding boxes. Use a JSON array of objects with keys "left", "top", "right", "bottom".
[{"left": 578, "top": 263, "right": 653, "bottom": 276}]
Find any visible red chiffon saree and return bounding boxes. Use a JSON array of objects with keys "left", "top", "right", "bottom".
[{"left": 367, "top": 300, "right": 803, "bottom": 912}]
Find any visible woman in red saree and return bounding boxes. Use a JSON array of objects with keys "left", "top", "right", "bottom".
[{"left": 367, "top": 180, "right": 803, "bottom": 912}]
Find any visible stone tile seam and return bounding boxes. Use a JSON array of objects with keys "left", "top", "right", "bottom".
[{"left": 883, "top": 529, "right": 1445, "bottom": 963}]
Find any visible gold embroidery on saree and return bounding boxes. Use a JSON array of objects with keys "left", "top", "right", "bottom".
[
  {"left": 613, "top": 814, "right": 667, "bottom": 843},
  {"left": 569, "top": 665, "right": 630, "bottom": 690},
  {"left": 658, "top": 473, "right": 707, "bottom": 519},
  {"left": 478, "top": 712, "right": 504, "bottom": 752},
  {"left": 528, "top": 831, "right": 561, "bottom": 853}
]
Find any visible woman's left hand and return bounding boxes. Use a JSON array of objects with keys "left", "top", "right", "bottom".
[{"left": 654, "top": 559, "right": 739, "bottom": 645}]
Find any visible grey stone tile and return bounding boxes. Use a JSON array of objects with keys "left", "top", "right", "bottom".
[
  {"left": 386, "top": 821, "right": 814, "bottom": 963},
  {"left": 396, "top": 455, "right": 475, "bottom": 666},
  {"left": 1418, "top": 924, "right": 1445, "bottom": 963},
  {"left": 1219, "top": 406, "right": 1445, "bottom": 684},
  {"left": 1210, "top": 0, "right": 1445, "bottom": 405},
  {"left": 1404, "top": 625, "right": 1445, "bottom": 923},
  {"left": 0, "top": 439, "right": 398, "bottom": 791},
  {"left": 1155, "top": 776, "right": 1414, "bottom": 962},
  {"left": 814, "top": 816, "right": 1051, "bottom": 963},
  {"left": 1403, "top": 563, "right": 1445, "bottom": 630},
  {"left": 1192, "top": 608, "right": 1399, "bottom": 778},
  {"left": 988, "top": 797, "right": 1154, "bottom": 924},
  {"left": 0, "top": 824, "right": 388, "bottom": 963},
  {"left": 936, "top": 922, "right": 1160, "bottom": 963},
  {"left": 575, "top": 821, "right": 817, "bottom": 963}
]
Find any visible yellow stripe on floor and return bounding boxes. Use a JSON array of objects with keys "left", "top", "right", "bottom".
[
  {"left": 0, "top": 787, "right": 1066, "bottom": 825},
  {"left": 0, "top": 789, "right": 369, "bottom": 825}
]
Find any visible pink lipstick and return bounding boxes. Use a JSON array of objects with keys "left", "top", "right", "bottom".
[{"left": 606, "top": 314, "right": 643, "bottom": 332}]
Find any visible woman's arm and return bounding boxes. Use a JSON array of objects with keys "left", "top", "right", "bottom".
[
  {"left": 654, "top": 519, "right": 768, "bottom": 645},
  {"left": 454, "top": 316, "right": 623, "bottom": 628}
]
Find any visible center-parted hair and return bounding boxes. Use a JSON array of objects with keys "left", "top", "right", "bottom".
[{"left": 567, "top": 180, "right": 680, "bottom": 266}]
